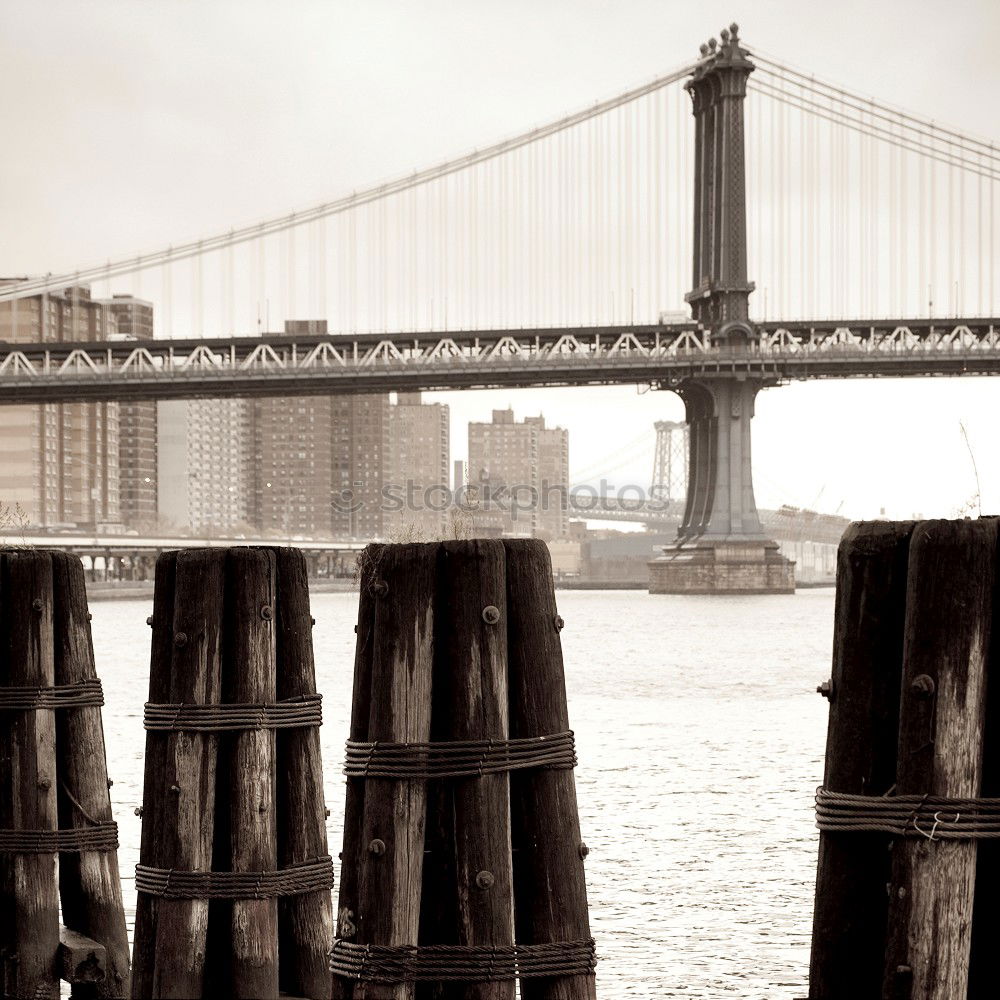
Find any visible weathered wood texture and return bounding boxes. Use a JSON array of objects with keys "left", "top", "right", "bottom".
[
  {"left": 130, "top": 551, "right": 177, "bottom": 999},
  {"left": 223, "top": 548, "right": 278, "bottom": 998},
  {"left": 273, "top": 548, "right": 333, "bottom": 1000},
  {"left": 331, "top": 546, "right": 381, "bottom": 1000},
  {"left": 881, "top": 519, "right": 998, "bottom": 999},
  {"left": 137, "top": 547, "right": 336, "bottom": 999},
  {"left": 969, "top": 521, "right": 1000, "bottom": 995},
  {"left": 335, "top": 540, "right": 593, "bottom": 997},
  {"left": 808, "top": 522, "right": 915, "bottom": 1000},
  {"left": 355, "top": 543, "right": 437, "bottom": 1000},
  {"left": 502, "top": 540, "right": 595, "bottom": 1000},
  {"left": 0, "top": 549, "right": 60, "bottom": 999},
  {"left": 150, "top": 549, "right": 226, "bottom": 998},
  {"left": 52, "top": 551, "right": 131, "bottom": 999},
  {"left": 417, "top": 540, "right": 515, "bottom": 1000},
  {"left": 58, "top": 926, "right": 107, "bottom": 985}
]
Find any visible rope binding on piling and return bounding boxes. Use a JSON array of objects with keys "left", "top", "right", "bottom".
[
  {"left": 143, "top": 692, "right": 322, "bottom": 731},
  {"left": 816, "top": 786, "right": 1000, "bottom": 840},
  {"left": 328, "top": 938, "right": 597, "bottom": 982},
  {"left": 134, "top": 854, "right": 334, "bottom": 899},
  {"left": 343, "top": 730, "right": 577, "bottom": 780},
  {"left": 0, "top": 678, "right": 103, "bottom": 710}
]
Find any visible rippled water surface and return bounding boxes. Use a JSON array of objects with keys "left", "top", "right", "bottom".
[{"left": 92, "top": 587, "right": 834, "bottom": 998}]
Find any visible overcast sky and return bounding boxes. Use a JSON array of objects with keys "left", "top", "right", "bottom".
[{"left": 3, "top": 0, "right": 1000, "bottom": 521}]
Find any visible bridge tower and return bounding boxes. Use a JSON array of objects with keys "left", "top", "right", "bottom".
[
  {"left": 650, "top": 24, "right": 794, "bottom": 594},
  {"left": 651, "top": 420, "right": 689, "bottom": 506}
]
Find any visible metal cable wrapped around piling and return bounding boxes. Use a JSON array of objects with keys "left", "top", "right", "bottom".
[
  {"left": 0, "top": 823, "right": 118, "bottom": 853},
  {"left": 134, "top": 854, "right": 334, "bottom": 899},
  {"left": 816, "top": 786, "right": 1000, "bottom": 839},
  {"left": 0, "top": 678, "right": 103, "bottom": 710},
  {"left": 328, "top": 938, "right": 597, "bottom": 982},
  {"left": 343, "top": 730, "right": 576, "bottom": 779},
  {"left": 143, "top": 692, "right": 322, "bottom": 731}
]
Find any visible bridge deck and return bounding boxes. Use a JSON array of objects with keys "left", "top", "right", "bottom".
[{"left": 1, "top": 320, "right": 998, "bottom": 403}]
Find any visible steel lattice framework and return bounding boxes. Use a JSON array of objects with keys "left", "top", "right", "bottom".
[{"left": 1, "top": 319, "right": 998, "bottom": 404}]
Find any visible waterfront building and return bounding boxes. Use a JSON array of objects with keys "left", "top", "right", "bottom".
[
  {"left": 251, "top": 391, "right": 336, "bottom": 537},
  {"left": 331, "top": 394, "right": 391, "bottom": 538},
  {"left": 100, "top": 295, "right": 157, "bottom": 529},
  {"left": 467, "top": 408, "right": 569, "bottom": 539},
  {"left": 250, "top": 322, "right": 337, "bottom": 536},
  {"left": 385, "top": 393, "right": 450, "bottom": 539},
  {"left": 157, "top": 398, "right": 251, "bottom": 533},
  {"left": 0, "top": 283, "right": 120, "bottom": 528}
]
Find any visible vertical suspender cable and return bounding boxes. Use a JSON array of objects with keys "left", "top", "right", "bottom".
[
  {"left": 769, "top": 90, "right": 777, "bottom": 319},
  {"left": 653, "top": 88, "right": 662, "bottom": 320},
  {"left": 318, "top": 218, "right": 327, "bottom": 328},
  {"left": 889, "top": 118, "right": 897, "bottom": 317},
  {"left": 918, "top": 136, "right": 926, "bottom": 318},
  {"left": 904, "top": 115, "right": 911, "bottom": 315},
  {"left": 675, "top": 84, "right": 683, "bottom": 310},
  {"left": 796, "top": 90, "right": 806, "bottom": 319},
  {"left": 949, "top": 146, "right": 955, "bottom": 315},
  {"left": 959, "top": 149, "right": 965, "bottom": 317},
  {"left": 991, "top": 145, "right": 996, "bottom": 317},
  {"left": 616, "top": 108, "right": 624, "bottom": 322},
  {"left": 859, "top": 102, "right": 867, "bottom": 316},
  {"left": 978, "top": 153, "right": 984, "bottom": 317},
  {"left": 930, "top": 127, "right": 937, "bottom": 318}
]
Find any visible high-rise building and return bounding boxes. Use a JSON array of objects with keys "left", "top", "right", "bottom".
[
  {"left": 331, "top": 395, "right": 391, "bottom": 538},
  {"left": 0, "top": 284, "right": 120, "bottom": 528},
  {"left": 251, "top": 394, "right": 335, "bottom": 537},
  {"left": 157, "top": 399, "right": 251, "bottom": 533},
  {"left": 467, "top": 408, "right": 569, "bottom": 539},
  {"left": 250, "top": 321, "right": 336, "bottom": 537},
  {"left": 327, "top": 392, "right": 450, "bottom": 540},
  {"left": 385, "top": 393, "right": 450, "bottom": 539},
  {"left": 100, "top": 295, "right": 157, "bottom": 529}
]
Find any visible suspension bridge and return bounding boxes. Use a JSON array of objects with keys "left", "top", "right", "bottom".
[{"left": 1, "top": 23, "right": 997, "bottom": 591}]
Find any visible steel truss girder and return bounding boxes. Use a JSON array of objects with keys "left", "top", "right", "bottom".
[{"left": 0, "top": 320, "right": 998, "bottom": 404}]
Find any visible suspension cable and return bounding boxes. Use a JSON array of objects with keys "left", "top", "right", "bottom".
[{"left": 0, "top": 60, "right": 699, "bottom": 303}]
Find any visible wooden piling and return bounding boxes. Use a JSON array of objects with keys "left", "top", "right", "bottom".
[
  {"left": 150, "top": 550, "right": 226, "bottom": 998},
  {"left": 130, "top": 552, "right": 177, "bottom": 1000},
  {"left": 223, "top": 548, "right": 279, "bottom": 998},
  {"left": 273, "top": 547, "right": 333, "bottom": 1000},
  {"left": 881, "top": 519, "right": 998, "bottom": 999},
  {"left": 502, "top": 539, "right": 595, "bottom": 1000},
  {"left": 137, "top": 546, "right": 337, "bottom": 999},
  {"left": 331, "top": 546, "right": 381, "bottom": 1000},
  {"left": 355, "top": 543, "right": 436, "bottom": 1000},
  {"left": 51, "top": 551, "right": 131, "bottom": 999},
  {"left": 969, "top": 521, "right": 1000, "bottom": 996},
  {"left": 418, "top": 540, "right": 515, "bottom": 1000},
  {"left": 807, "top": 522, "right": 915, "bottom": 1000},
  {"left": 333, "top": 540, "right": 594, "bottom": 993},
  {"left": 0, "top": 549, "right": 61, "bottom": 1000}
]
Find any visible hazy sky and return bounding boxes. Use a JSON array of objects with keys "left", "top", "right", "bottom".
[{"left": 3, "top": 0, "right": 1000, "bottom": 521}]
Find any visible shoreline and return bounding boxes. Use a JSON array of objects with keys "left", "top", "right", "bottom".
[{"left": 85, "top": 577, "right": 836, "bottom": 600}]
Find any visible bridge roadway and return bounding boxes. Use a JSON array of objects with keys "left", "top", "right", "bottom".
[
  {"left": 1, "top": 319, "right": 999, "bottom": 403},
  {"left": 584, "top": 499, "right": 849, "bottom": 545}
]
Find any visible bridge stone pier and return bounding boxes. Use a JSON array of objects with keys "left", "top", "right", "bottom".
[
  {"left": 650, "top": 373, "right": 794, "bottom": 594},
  {"left": 650, "top": 23, "right": 794, "bottom": 595}
]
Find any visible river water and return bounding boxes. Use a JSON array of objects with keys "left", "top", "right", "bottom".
[{"left": 90, "top": 587, "right": 834, "bottom": 998}]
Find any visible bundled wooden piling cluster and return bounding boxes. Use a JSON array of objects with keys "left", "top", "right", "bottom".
[
  {"left": 131, "top": 547, "right": 333, "bottom": 1000},
  {"left": 0, "top": 548, "right": 130, "bottom": 999},
  {"left": 809, "top": 519, "right": 1000, "bottom": 1000},
  {"left": 331, "top": 538, "right": 596, "bottom": 998}
]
